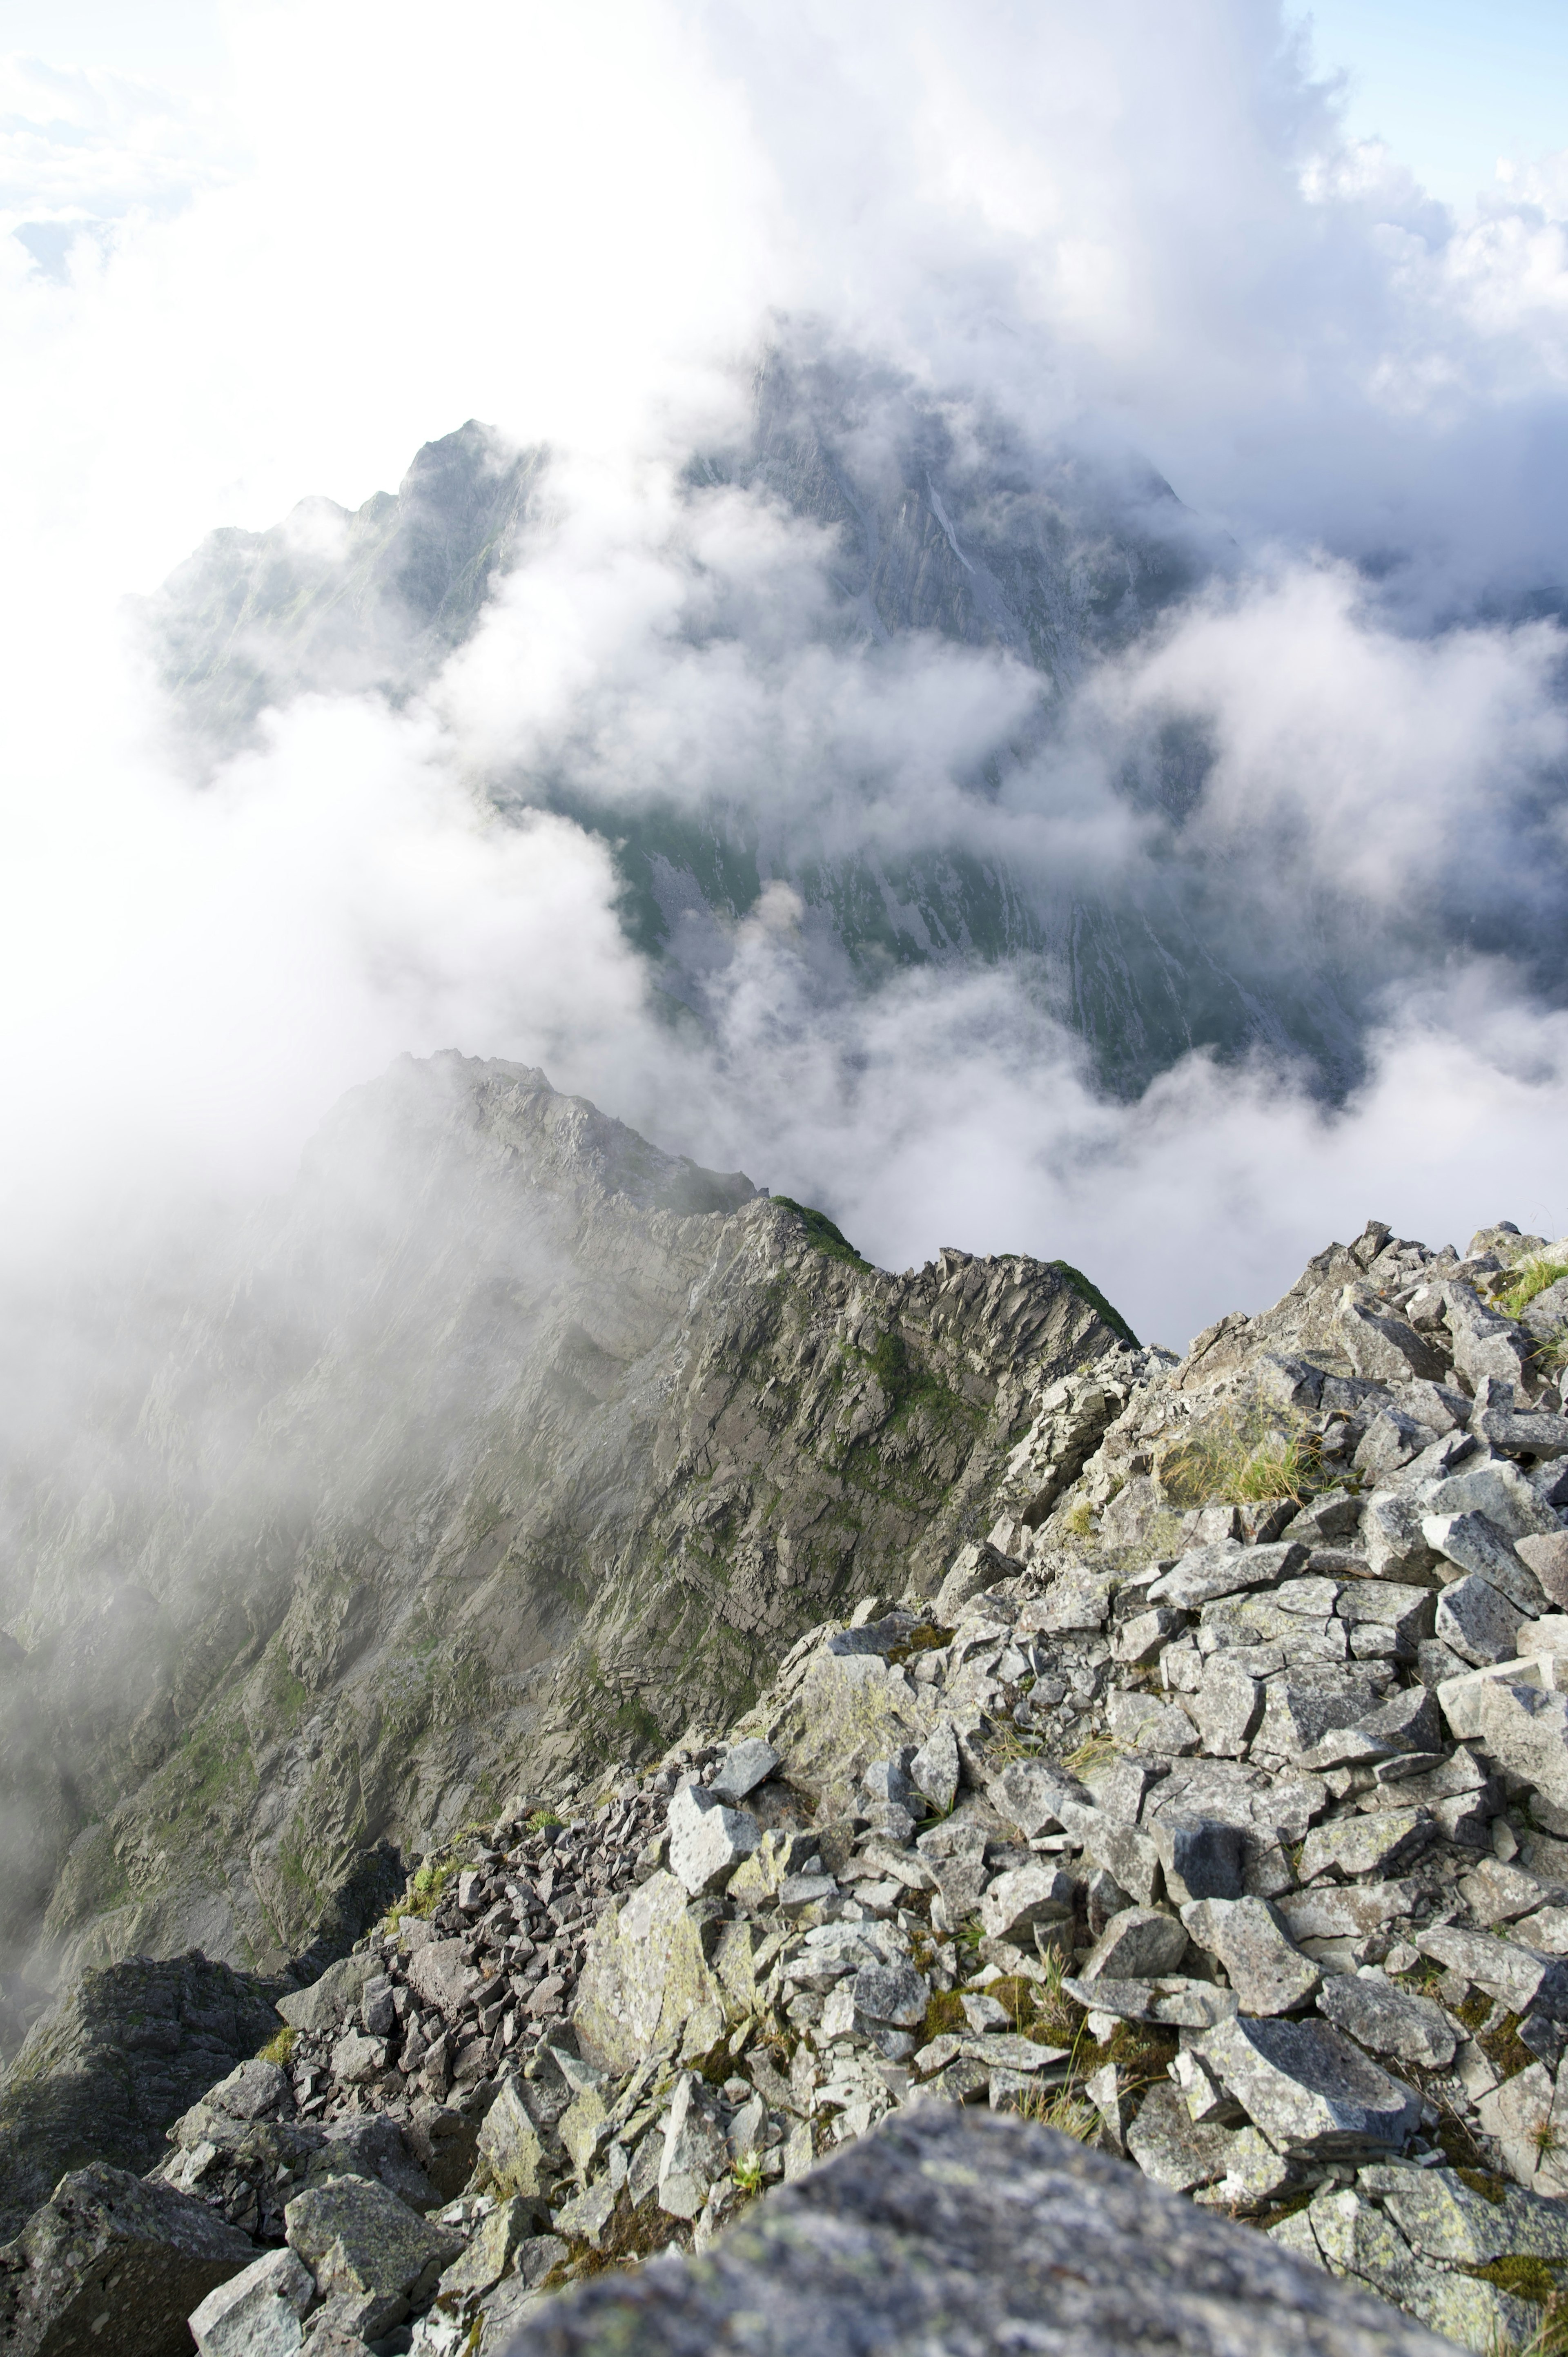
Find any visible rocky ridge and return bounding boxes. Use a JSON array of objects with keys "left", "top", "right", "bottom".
[
  {"left": 11, "top": 1213, "right": 1568, "bottom": 2351},
  {"left": 0, "top": 1053, "right": 1125, "bottom": 1992}
]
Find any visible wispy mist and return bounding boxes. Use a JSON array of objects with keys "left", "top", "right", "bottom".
[{"left": 2, "top": 0, "right": 1568, "bottom": 1365}]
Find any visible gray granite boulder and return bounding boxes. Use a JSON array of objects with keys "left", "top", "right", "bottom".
[
  {"left": 0, "top": 1953, "right": 287, "bottom": 2241},
  {"left": 504, "top": 2108, "right": 1454, "bottom": 2357},
  {"left": 0, "top": 2161, "right": 255, "bottom": 2357}
]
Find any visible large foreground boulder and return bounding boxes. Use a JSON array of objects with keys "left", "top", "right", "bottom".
[
  {"left": 0, "top": 2161, "right": 254, "bottom": 2357},
  {"left": 506, "top": 2109, "right": 1454, "bottom": 2357},
  {"left": 0, "top": 1952, "right": 287, "bottom": 2239}
]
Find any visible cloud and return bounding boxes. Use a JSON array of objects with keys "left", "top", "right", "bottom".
[{"left": 2, "top": 0, "right": 1568, "bottom": 1376}]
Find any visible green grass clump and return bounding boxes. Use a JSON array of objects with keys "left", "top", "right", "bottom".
[
  {"left": 526, "top": 1808, "right": 565, "bottom": 1834},
  {"left": 1046, "top": 1261, "right": 1140, "bottom": 1349},
  {"left": 1498, "top": 1258, "right": 1568, "bottom": 1322},
  {"left": 771, "top": 1197, "right": 871, "bottom": 1269},
  {"left": 256, "top": 2025, "right": 294, "bottom": 2066}
]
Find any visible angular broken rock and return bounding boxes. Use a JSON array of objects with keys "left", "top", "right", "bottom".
[
  {"left": 852, "top": 1962, "right": 930, "bottom": 2029},
  {"left": 1416, "top": 1924, "right": 1568, "bottom": 2020},
  {"left": 1181, "top": 1898, "right": 1321, "bottom": 2016},
  {"left": 1517, "top": 1532, "right": 1568, "bottom": 1609},
  {"left": 276, "top": 1951, "right": 376, "bottom": 2038},
  {"left": 1192, "top": 1656, "right": 1264, "bottom": 1757},
  {"left": 1433, "top": 1571, "right": 1524, "bottom": 1667},
  {"left": 916, "top": 1819, "right": 991, "bottom": 1918},
  {"left": 1296, "top": 1809, "right": 1435, "bottom": 1883},
  {"left": 501, "top": 2106, "right": 1454, "bottom": 2357},
  {"left": 0, "top": 2163, "right": 255, "bottom": 2357},
  {"left": 909, "top": 1719, "right": 960, "bottom": 1814},
  {"left": 978, "top": 1865, "right": 1075, "bottom": 1946},
  {"left": 1149, "top": 1541, "right": 1307, "bottom": 1612},
  {"left": 1315, "top": 1973, "right": 1457, "bottom": 2070},
  {"left": 1275, "top": 1881, "right": 1419, "bottom": 1944},
  {"left": 572, "top": 1870, "right": 726, "bottom": 2075},
  {"left": 1335, "top": 1296, "right": 1446, "bottom": 1385},
  {"left": 1195, "top": 2015, "right": 1422, "bottom": 2158},
  {"left": 1424, "top": 1514, "right": 1546, "bottom": 1618},
  {"left": 1148, "top": 1814, "right": 1245, "bottom": 1905},
  {"left": 189, "top": 2246, "right": 314, "bottom": 2357},
  {"left": 666, "top": 1781, "right": 762, "bottom": 1895},
  {"left": 284, "top": 2173, "right": 460, "bottom": 2335},
  {"left": 708, "top": 1739, "right": 780, "bottom": 1805},
  {"left": 658, "top": 2074, "right": 730, "bottom": 2221},
  {"left": 1078, "top": 1907, "right": 1189, "bottom": 1982},
  {"left": 1446, "top": 1670, "right": 1568, "bottom": 1815},
  {"left": 402, "top": 1938, "right": 484, "bottom": 2021},
  {"left": 985, "top": 1758, "right": 1091, "bottom": 1839},
  {"left": 474, "top": 2076, "right": 551, "bottom": 2199}
]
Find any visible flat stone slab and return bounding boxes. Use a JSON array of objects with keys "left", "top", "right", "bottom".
[{"left": 503, "top": 2108, "right": 1457, "bottom": 2357}]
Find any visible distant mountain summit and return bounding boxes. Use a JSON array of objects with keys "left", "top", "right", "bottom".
[{"left": 149, "top": 348, "right": 1372, "bottom": 1097}]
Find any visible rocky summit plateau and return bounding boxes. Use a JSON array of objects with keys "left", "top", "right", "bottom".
[{"left": 9, "top": 1073, "right": 1568, "bottom": 2354}]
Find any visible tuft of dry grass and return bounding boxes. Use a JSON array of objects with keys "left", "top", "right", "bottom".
[{"left": 1158, "top": 1407, "right": 1318, "bottom": 1510}]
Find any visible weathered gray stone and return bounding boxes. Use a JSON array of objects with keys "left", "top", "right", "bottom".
[
  {"left": 1416, "top": 1924, "right": 1568, "bottom": 2019},
  {"left": 285, "top": 2174, "right": 460, "bottom": 2333},
  {"left": 1192, "top": 1656, "right": 1264, "bottom": 1757},
  {"left": 1106, "top": 1692, "right": 1198, "bottom": 1753},
  {"left": 1359, "top": 1494, "right": 1441, "bottom": 1583},
  {"left": 915, "top": 1819, "right": 991, "bottom": 1919},
  {"left": 189, "top": 2247, "right": 314, "bottom": 2357},
  {"left": 852, "top": 1962, "right": 930, "bottom": 2028},
  {"left": 330, "top": 2029, "right": 388, "bottom": 2086},
  {"left": 1196, "top": 2015, "right": 1421, "bottom": 2159},
  {"left": 571, "top": 1870, "right": 727, "bottom": 2074},
  {"left": 1517, "top": 1531, "right": 1568, "bottom": 1608},
  {"left": 430, "top": 2196, "right": 547, "bottom": 2305},
  {"left": 0, "top": 2163, "right": 255, "bottom": 2357},
  {"left": 1062, "top": 1976, "right": 1238, "bottom": 2029},
  {"left": 1316, "top": 1973, "right": 1455, "bottom": 2069},
  {"left": 1276, "top": 1881, "right": 1419, "bottom": 1943},
  {"left": 1426, "top": 1458, "right": 1560, "bottom": 1542},
  {"left": 1296, "top": 1810, "right": 1435, "bottom": 1882},
  {"left": 909, "top": 1719, "right": 960, "bottom": 1814},
  {"left": 1424, "top": 1514, "right": 1547, "bottom": 1617},
  {"left": 0, "top": 1953, "right": 291, "bottom": 2244},
  {"left": 1352, "top": 1410, "right": 1438, "bottom": 1483},
  {"left": 501, "top": 2107, "right": 1452, "bottom": 2357},
  {"left": 978, "top": 1866, "right": 1075, "bottom": 1945},
  {"left": 709, "top": 1739, "right": 780, "bottom": 1804},
  {"left": 1282, "top": 1492, "right": 1364, "bottom": 1547},
  {"left": 277, "top": 1951, "right": 376, "bottom": 2037},
  {"left": 1149, "top": 1542, "right": 1307, "bottom": 1612},
  {"left": 1362, "top": 2159, "right": 1568, "bottom": 2264},
  {"left": 1444, "top": 1282, "right": 1534, "bottom": 1389},
  {"left": 1182, "top": 1898, "right": 1320, "bottom": 2016},
  {"left": 1441, "top": 1667, "right": 1568, "bottom": 1813},
  {"left": 1335, "top": 1297, "right": 1446, "bottom": 1386},
  {"left": 985, "top": 1758, "right": 1091, "bottom": 1839},
  {"left": 667, "top": 1782, "right": 762, "bottom": 1895},
  {"left": 204, "top": 2060, "right": 295, "bottom": 2125},
  {"left": 1075, "top": 1815, "right": 1163, "bottom": 1907},
  {"left": 403, "top": 1939, "right": 483, "bottom": 2022},
  {"left": 1148, "top": 1814, "right": 1245, "bottom": 1904},
  {"left": 1254, "top": 1669, "right": 1387, "bottom": 1761},
  {"left": 1079, "top": 1907, "right": 1189, "bottom": 1982},
  {"left": 1433, "top": 1571, "right": 1525, "bottom": 1666},
  {"left": 1114, "top": 1608, "right": 1186, "bottom": 1669},
  {"left": 1125, "top": 2082, "right": 1238, "bottom": 2191},
  {"left": 474, "top": 2077, "right": 551, "bottom": 2200},
  {"left": 658, "top": 2074, "right": 729, "bottom": 2221},
  {"left": 1298, "top": 1685, "right": 1441, "bottom": 1771}
]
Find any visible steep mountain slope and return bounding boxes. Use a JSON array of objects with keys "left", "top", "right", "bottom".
[{"left": 0, "top": 1055, "right": 1131, "bottom": 1991}]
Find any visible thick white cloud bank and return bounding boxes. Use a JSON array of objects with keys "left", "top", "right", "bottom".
[{"left": 2, "top": 0, "right": 1568, "bottom": 1350}]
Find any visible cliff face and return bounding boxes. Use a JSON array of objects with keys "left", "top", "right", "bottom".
[{"left": 0, "top": 1055, "right": 1127, "bottom": 1990}]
